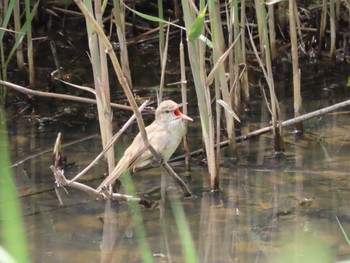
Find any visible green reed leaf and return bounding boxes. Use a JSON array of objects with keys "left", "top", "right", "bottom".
[
  {"left": 124, "top": 4, "right": 184, "bottom": 30},
  {"left": 217, "top": 99, "right": 241, "bottom": 122},
  {"left": 0, "top": 0, "right": 16, "bottom": 42},
  {"left": 123, "top": 4, "right": 212, "bottom": 48},
  {"left": 4, "top": 0, "right": 40, "bottom": 68},
  {"left": 188, "top": 5, "right": 207, "bottom": 41}
]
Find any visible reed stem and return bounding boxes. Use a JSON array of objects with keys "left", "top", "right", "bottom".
[
  {"left": 289, "top": 0, "right": 303, "bottom": 133},
  {"left": 268, "top": 4, "right": 277, "bottom": 60},
  {"left": 158, "top": 25, "right": 170, "bottom": 103},
  {"left": 181, "top": 0, "right": 218, "bottom": 190},
  {"left": 318, "top": 0, "right": 328, "bottom": 52},
  {"left": 13, "top": 0, "right": 25, "bottom": 76},
  {"left": 158, "top": 0, "right": 164, "bottom": 63},
  {"left": 232, "top": 0, "right": 242, "bottom": 121},
  {"left": 256, "top": 1, "right": 284, "bottom": 152},
  {"left": 25, "top": 0, "right": 34, "bottom": 87},
  {"left": 113, "top": 0, "right": 132, "bottom": 87},
  {"left": 180, "top": 37, "right": 191, "bottom": 171},
  {"left": 329, "top": 0, "right": 336, "bottom": 60},
  {"left": 84, "top": 0, "right": 115, "bottom": 175},
  {"left": 240, "top": 0, "right": 250, "bottom": 109}
]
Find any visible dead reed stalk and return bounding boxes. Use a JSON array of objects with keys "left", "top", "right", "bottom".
[
  {"left": 289, "top": 0, "right": 303, "bottom": 133},
  {"left": 180, "top": 37, "right": 191, "bottom": 170}
]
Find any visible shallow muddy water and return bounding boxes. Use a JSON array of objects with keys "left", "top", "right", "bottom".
[{"left": 3, "top": 32, "right": 350, "bottom": 263}]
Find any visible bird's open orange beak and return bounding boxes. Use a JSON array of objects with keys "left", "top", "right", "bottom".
[{"left": 174, "top": 108, "right": 193, "bottom": 121}]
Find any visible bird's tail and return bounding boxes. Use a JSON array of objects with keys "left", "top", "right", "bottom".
[{"left": 97, "top": 158, "right": 129, "bottom": 191}]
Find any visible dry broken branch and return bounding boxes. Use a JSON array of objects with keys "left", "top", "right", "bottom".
[{"left": 50, "top": 165, "right": 156, "bottom": 208}]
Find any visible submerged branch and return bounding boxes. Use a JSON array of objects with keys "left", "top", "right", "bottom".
[{"left": 170, "top": 99, "right": 350, "bottom": 161}]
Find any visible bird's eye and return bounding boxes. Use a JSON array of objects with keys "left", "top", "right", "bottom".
[{"left": 165, "top": 110, "right": 170, "bottom": 113}]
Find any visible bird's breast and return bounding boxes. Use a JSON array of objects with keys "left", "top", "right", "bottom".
[{"left": 159, "top": 120, "right": 184, "bottom": 161}]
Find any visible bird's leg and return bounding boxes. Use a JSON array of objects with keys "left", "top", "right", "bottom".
[
  {"left": 157, "top": 157, "right": 165, "bottom": 166},
  {"left": 158, "top": 158, "right": 193, "bottom": 198},
  {"left": 99, "top": 186, "right": 112, "bottom": 199}
]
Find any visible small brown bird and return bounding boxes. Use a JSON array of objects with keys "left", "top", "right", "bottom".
[{"left": 98, "top": 100, "right": 193, "bottom": 190}]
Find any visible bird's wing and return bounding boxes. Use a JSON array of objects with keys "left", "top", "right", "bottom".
[
  {"left": 127, "top": 123, "right": 169, "bottom": 171},
  {"left": 97, "top": 122, "right": 159, "bottom": 189},
  {"left": 97, "top": 128, "right": 148, "bottom": 189}
]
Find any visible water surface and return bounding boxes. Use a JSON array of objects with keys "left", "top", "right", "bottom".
[{"left": 3, "top": 44, "right": 350, "bottom": 263}]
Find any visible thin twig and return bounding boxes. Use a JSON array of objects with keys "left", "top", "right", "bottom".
[
  {"left": 70, "top": 101, "right": 149, "bottom": 183},
  {"left": 206, "top": 32, "right": 241, "bottom": 86},
  {"left": 56, "top": 78, "right": 96, "bottom": 94},
  {"left": 0, "top": 80, "right": 133, "bottom": 111},
  {"left": 12, "top": 134, "right": 98, "bottom": 167}
]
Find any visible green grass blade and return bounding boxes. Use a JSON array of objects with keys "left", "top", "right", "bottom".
[
  {"left": 122, "top": 172, "right": 154, "bottom": 263},
  {"left": 124, "top": 4, "right": 184, "bottom": 30},
  {"left": 0, "top": 108, "right": 30, "bottom": 263},
  {"left": 336, "top": 215, "right": 350, "bottom": 246},
  {"left": 101, "top": 0, "right": 108, "bottom": 14},
  {"left": 169, "top": 196, "right": 198, "bottom": 263},
  {"left": 123, "top": 3, "right": 212, "bottom": 48},
  {"left": 4, "top": 0, "right": 40, "bottom": 68},
  {"left": 0, "top": 0, "right": 16, "bottom": 42}
]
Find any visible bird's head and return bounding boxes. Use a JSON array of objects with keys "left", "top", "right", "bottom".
[{"left": 155, "top": 100, "right": 193, "bottom": 124}]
